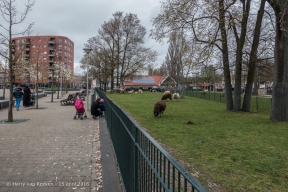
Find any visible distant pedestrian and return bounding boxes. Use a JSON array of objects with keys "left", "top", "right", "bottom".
[
  {"left": 12, "top": 85, "right": 16, "bottom": 92},
  {"left": 13, "top": 86, "right": 23, "bottom": 111},
  {"left": 23, "top": 84, "right": 32, "bottom": 107}
]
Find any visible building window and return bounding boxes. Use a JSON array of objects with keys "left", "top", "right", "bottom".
[
  {"left": 32, "top": 45, "right": 35, "bottom": 48},
  {"left": 58, "top": 45, "right": 62, "bottom": 50},
  {"left": 44, "top": 51, "right": 47, "bottom": 54},
  {"left": 44, "top": 63, "right": 47, "bottom": 66},
  {"left": 58, "top": 51, "right": 62, "bottom": 55},
  {"left": 44, "top": 38, "right": 47, "bottom": 42},
  {"left": 32, "top": 52, "right": 35, "bottom": 54},
  {"left": 58, "top": 38, "right": 62, "bottom": 43},
  {"left": 44, "top": 45, "right": 47, "bottom": 48},
  {"left": 38, "top": 38, "right": 41, "bottom": 42},
  {"left": 43, "top": 58, "right": 47, "bottom": 61},
  {"left": 32, "top": 39, "right": 36, "bottom": 42},
  {"left": 38, "top": 45, "right": 41, "bottom": 48},
  {"left": 38, "top": 58, "right": 41, "bottom": 61}
]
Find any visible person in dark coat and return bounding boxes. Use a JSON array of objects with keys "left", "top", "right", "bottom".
[
  {"left": 23, "top": 85, "right": 32, "bottom": 107},
  {"left": 13, "top": 86, "right": 23, "bottom": 111},
  {"left": 91, "top": 98, "right": 101, "bottom": 119}
]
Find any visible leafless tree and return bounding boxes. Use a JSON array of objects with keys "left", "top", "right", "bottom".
[
  {"left": 0, "top": 0, "right": 34, "bottom": 122},
  {"left": 86, "top": 11, "right": 157, "bottom": 89},
  {"left": 266, "top": 0, "right": 288, "bottom": 121}
]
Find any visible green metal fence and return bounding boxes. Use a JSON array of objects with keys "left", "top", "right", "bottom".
[
  {"left": 186, "top": 90, "right": 272, "bottom": 113},
  {"left": 96, "top": 88, "right": 208, "bottom": 192}
]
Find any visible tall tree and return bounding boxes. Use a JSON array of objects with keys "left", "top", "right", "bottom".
[
  {"left": 266, "top": 0, "right": 288, "bottom": 121},
  {"left": 242, "top": 0, "right": 267, "bottom": 111},
  {"left": 0, "top": 0, "right": 34, "bottom": 122},
  {"left": 87, "top": 12, "right": 157, "bottom": 88}
]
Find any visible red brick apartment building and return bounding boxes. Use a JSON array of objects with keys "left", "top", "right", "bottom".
[{"left": 11, "top": 36, "right": 74, "bottom": 87}]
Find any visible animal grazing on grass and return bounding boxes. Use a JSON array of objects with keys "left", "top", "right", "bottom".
[
  {"left": 154, "top": 100, "right": 166, "bottom": 117},
  {"left": 128, "top": 89, "right": 134, "bottom": 94},
  {"left": 162, "top": 92, "right": 172, "bottom": 101},
  {"left": 173, "top": 93, "right": 180, "bottom": 99},
  {"left": 163, "top": 90, "right": 170, "bottom": 95},
  {"left": 150, "top": 89, "right": 156, "bottom": 92},
  {"left": 138, "top": 89, "right": 143, "bottom": 93}
]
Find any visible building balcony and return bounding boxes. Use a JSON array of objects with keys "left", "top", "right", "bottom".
[
  {"left": 25, "top": 48, "right": 30, "bottom": 51},
  {"left": 48, "top": 53, "right": 55, "bottom": 56},
  {"left": 24, "top": 54, "right": 30, "bottom": 57},
  {"left": 48, "top": 41, "right": 55, "bottom": 44},
  {"left": 25, "top": 41, "right": 30, "bottom": 44},
  {"left": 49, "top": 46, "right": 56, "bottom": 50}
]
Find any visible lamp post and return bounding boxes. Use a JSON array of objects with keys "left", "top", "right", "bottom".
[{"left": 83, "top": 47, "right": 92, "bottom": 111}]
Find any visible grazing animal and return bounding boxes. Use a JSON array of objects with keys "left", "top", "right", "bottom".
[
  {"left": 173, "top": 93, "right": 180, "bottom": 99},
  {"left": 138, "top": 89, "right": 143, "bottom": 93},
  {"left": 128, "top": 89, "right": 134, "bottom": 94},
  {"left": 161, "top": 93, "right": 172, "bottom": 101},
  {"left": 150, "top": 89, "right": 156, "bottom": 92},
  {"left": 154, "top": 100, "right": 166, "bottom": 117},
  {"left": 163, "top": 90, "right": 170, "bottom": 95}
]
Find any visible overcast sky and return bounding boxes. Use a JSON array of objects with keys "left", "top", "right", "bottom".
[{"left": 11, "top": 0, "right": 168, "bottom": 75}]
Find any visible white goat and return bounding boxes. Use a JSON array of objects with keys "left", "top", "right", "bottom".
[
  {"left": 138, "top": 89, "right": 143, "bottom": 93},
  {"left": 128, "top": 89, "right": 134, "bottom": 94}
]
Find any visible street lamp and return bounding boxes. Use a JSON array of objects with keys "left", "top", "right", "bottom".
[{"left": 83, "top": 47, "right": 93, "bottom": 111}]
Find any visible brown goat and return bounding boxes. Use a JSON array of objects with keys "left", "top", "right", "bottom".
[
  {"left": 154, "top": 100, "right": 166, "bottom": 117},
  {"left": 161, "top": 93, "right": 172, "bottom": 101}
]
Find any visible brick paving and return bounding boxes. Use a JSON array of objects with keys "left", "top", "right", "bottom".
[{"left": 0, "top": 90, "right": 103, "bottom": 192}]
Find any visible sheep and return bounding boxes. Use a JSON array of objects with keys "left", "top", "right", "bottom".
[
  {"left": 173, "top": 93, "right": 180, "bottom": 99},
  {"left": 150, "top": 89, "right": 156, "bottom": 92},
  {"left": 128, "top": 89, "right": 134, "bottom": 94},
  {"left": 138, "top": 89, "right": 143, "bottom": 93},
  {"left": 161, "top": 93, "right": 172, "bottom": 101},
  {"left": 154, "top": 100, "right": 166, "bottom": 117},
  {"left": 163, "top": 90, "right": 170, "bottom": 95}
]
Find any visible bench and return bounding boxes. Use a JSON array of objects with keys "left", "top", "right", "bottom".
[
  {"left": 60, "top": 94, "right": 77, "bottom": 106},
  {"left": 0, "top": 100, "right": 11, "bottom": 109}
]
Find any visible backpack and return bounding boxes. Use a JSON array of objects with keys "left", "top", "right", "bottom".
[{"left": 74, "top": 99, "right": 83, "bottom": 110}]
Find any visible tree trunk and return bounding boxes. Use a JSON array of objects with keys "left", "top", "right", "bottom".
[
  {"left": 242, "top": 0, "right": 266, "bottom": 112},
  {"left": 219, "top": 0, "right": 233, "bottom": 110},
  {"left": 269, "top": 1, "right": 288, "bottom": 121},
  {"left": 234, "top": 0, "right": 251, "bottom": 111}
]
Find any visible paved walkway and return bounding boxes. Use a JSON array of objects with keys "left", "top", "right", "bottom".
[{"left": 0, "top": 89, "right": 121, "bottom": 192}]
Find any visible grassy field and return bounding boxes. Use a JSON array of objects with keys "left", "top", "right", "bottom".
[{"left": 106, "top": 91, "right": 288, "bottom": 192}]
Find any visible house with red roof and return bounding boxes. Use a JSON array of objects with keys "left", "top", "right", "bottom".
[{"left": 123, "top": 75, "right": 177, "bottom": 90}]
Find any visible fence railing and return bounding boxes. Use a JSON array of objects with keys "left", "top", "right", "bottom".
[
  {"left": 185, "top": 90, "right": 272, "bottom": 113},
  {"left": 95, "top": 88, "right": 208, "bottom": 192}
]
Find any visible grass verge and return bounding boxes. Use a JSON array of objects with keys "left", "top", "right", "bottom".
[{"left": 106, "top": 92, "right": 288, "bottom": 192}]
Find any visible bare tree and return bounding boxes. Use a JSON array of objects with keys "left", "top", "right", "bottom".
[
  {"left": 0, "top": 0, "right": 34, "bottom": 122},
  {"left": 86, "top": 12, "right": 157, "bottom": 89},
  {"left": 265, "top": 0, "right": 288, "bottom": 121}
]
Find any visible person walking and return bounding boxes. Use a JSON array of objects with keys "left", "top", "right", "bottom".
[
  {"left": 23, "top": 84, "right": 32, "bottom": 107},
  {"left": 13, "top": 86, "right": 23, "bottom": 111}
]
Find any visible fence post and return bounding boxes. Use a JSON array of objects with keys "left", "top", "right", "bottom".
[{"left": 134, "top": 128, "right": 139, "bottom": 192}]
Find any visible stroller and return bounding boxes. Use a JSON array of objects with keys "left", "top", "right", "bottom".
[{"left": 73, "top": 98, "right": 87, "bottom": 120}]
